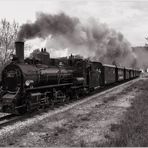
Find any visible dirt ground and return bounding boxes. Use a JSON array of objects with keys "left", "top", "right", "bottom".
[{"left": 0, "top": 76, "right": 147, "bottom": 147}]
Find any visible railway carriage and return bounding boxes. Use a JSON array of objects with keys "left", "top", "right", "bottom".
[
  {"left": 125, "top": 68, "right": 131, "bottom": 80},
  {"left": 116, "top": 66, "right": 124, "bottom": 82},
  {"left": 131, "top": 69, "right": 135, "bottom": 79},
  {"left": 86, "top": 61, "right": 103, "bottom": 90},
  {"left": 136, "top": 70, "right": 141, "bottom": 77},
  {"left": 102, "top": 64, "right": 116, "bottom": 85}
]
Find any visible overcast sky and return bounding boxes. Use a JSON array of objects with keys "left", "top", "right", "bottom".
[{"left": 0, "top": 0, "right": 148, "bottom": 46}]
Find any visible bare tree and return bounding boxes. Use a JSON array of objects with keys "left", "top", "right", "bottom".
[{"left": 0, "top": 19, "right": 19, "bottom": 65}]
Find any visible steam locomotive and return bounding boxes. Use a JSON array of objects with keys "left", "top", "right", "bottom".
[{"left": 0, "top": 41, "right": 141, "bottom": 114}]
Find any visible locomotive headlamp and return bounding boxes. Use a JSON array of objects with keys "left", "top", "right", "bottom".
[
  {"left": 25, "top": 81, "right": 30, "bottom": 86},
  {"left": 25, "top": 80, "right": 34, "bottom": 86}
]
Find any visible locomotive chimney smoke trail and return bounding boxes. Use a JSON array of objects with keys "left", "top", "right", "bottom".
[
  {"left": 18, "top": 12, "right": 138, "bottom": 68},
  {"left": 17, "top": 12, "right": 79, "bottom": 41}
]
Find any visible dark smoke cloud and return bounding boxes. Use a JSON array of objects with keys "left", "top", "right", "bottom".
[
  {"left": 17, "top": 12, "right": 79, "bottom": 40},
  {"left": 18, "top": 12, "right": 138, "bottom": 68}
]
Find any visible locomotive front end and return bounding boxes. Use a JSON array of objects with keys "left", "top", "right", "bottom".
[
  {"left": 2, "top": 64, "right": 23, "bottom": 92},
  {"left": 0, "top": 41, "right": 24, "bottom": 113},
  {"left": 1, "top": 63, "right": 23, "bottom": 113}
]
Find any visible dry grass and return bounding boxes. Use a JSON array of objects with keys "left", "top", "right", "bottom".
[{"left": 103, "top": 79, "right": 148, "bottom": 147}]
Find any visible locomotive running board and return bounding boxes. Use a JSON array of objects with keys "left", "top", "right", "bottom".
[{"left": 26, "top": 83, "right": 73, "bottom": 91}]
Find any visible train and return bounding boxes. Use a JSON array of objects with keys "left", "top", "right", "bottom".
[{"left": 0, "top": 41, "right": 141, "bottom": 114}]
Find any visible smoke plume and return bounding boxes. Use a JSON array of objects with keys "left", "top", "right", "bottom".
[
  {"left": 18, "top": 12, "right": 138, "bottom": 68},
  {"left": 17, "top": 13, "right": 79, "bottom": 41}
]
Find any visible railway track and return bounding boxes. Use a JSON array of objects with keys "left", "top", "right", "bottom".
[
  {"left": 0, "top": 114, "right": 15, "bottom": 121},
  {"left": 0, "top": 114, "right": 21, "bottom": 128}
]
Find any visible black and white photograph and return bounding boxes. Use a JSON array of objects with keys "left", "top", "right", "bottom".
[{"left": 0, "top": 0, "right": 147, "bottom": 146}]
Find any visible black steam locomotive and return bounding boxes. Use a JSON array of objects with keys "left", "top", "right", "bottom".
[{"left": 0, "top": 42, "right": 141, "bottom": 114}]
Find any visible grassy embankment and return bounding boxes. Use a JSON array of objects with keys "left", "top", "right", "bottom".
[{"left": 105, "top": 77, "right": 148, "bottom": 146}]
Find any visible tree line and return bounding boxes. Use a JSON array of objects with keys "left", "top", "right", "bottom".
[{"left": 0, "top": 18, "right": 19, "bottom": 66}]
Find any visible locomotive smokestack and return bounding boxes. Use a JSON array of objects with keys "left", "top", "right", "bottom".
[{"left": 15, "top": 41, "right": 24, "bottom": 63}]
